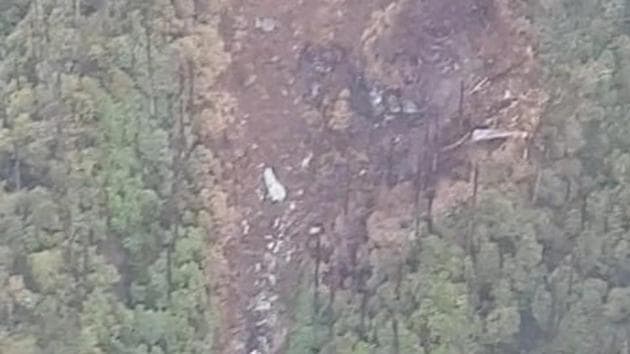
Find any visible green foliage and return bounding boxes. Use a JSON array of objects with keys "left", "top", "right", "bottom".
[
  {"left": 0, "top": 334, "right": 38, "bottom": 354},
  {"left": 29, "top": 249, "right": 65, "bottom": 293},
  {"left": 604, "top": 287, "right": 630, "bottom": 323},
  {"left": 411, "top": 268, "right": 478, "bottom": 354},
  {"left": 286, "top": 276, "right": 328, "bottom": 354},
  {"left": 0, "top": 0, "right": 217, "bottom": 352}
]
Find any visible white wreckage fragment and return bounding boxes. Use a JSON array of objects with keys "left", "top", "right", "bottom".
[
  {"left": 471, "top": 128, "right": 528, "bottom": 142},
  {"left": 442, "top": 127, "right": 529, "bottom": 152},
  {"left": 263, "top": 167, "right": 287, "bottom": 202}
]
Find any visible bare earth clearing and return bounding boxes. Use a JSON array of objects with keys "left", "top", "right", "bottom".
[{"left": 204, "top": 0, "right": 545, "bottom": 352}]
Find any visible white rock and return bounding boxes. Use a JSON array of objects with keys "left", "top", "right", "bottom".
[{"left": 263, "top": 167, "right": 287, "bottom": 202}]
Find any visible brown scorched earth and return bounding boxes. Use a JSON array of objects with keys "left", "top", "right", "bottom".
[{"left": 201, "top": 0, "right": 546, "bottom": 353}]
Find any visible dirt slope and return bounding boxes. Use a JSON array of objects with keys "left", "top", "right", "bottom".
[{"left": 205, "top": 0, "right": 544, "bottom": 352}]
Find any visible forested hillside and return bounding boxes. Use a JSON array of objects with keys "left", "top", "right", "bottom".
[
  {"left": 3, "top": 0, "right": 630, "bottom": 354},
  {"left": 0, "top": 1, "right": 224, "bottom": 353}
]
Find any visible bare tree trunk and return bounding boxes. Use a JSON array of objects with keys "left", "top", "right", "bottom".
[
  {"left": 74, "top": 0, "right": 80, "bottom": 26},
  {"left": 13, "top": 149, "right": 21, "bottom": 190},
  {"left": 144, "top": 9, "right": 157, "bottom": 120},
  {"left": 458, "top": 80, "right": 467, "bottom": 131},
  {"left": 392, "top": 263, "right": 403, "bottom": 354},
  {"left": 472, "top": 163, "right": 479, "bottom": 205},
  {"left": 328, "top": 282, "right": 336, "bottom": 338},
  {"left": 165, "top": 66, "right": 187, "bottom": 302},
  {"left": 426, "top": 189, "right": 435, "bottom": 234},
  {"left": 386, "top": 137, "right": 397, "bottom": 187},
  {"left": 313, "top": 231, "right": 321, "bottom": 313},
  {"left": 392, "top": 317, "right": 400, "bottom": 354},
  {"left": 359, "top": 291, "right": 368, "bottom": 340},
  {"left": 531, "top": 167, "right": 541, "bottom": 203},
  {"left": 343, "top": 161, "right": 351, "bottom": 215},
  {"left": 467, "top": 163, "right": 479, "bottom": 261}
]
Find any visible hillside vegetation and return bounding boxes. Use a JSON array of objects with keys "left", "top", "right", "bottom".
[{"left": 0, "top": 1, "right": 223, "bottom": 353}]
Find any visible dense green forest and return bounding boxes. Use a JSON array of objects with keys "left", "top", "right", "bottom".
[
  {"left": 0, "top": 0, "right": 222, "bottom": 353},
  {"left": 3, "top": 0, "right": 630, "bottom": 354}
]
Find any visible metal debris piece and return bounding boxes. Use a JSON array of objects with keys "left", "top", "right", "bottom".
[
  {"left": 263, "top": 167, "right": 287, "bottom": 202},
  {"left": 267, "top": 274, "right": 277, "bottom": 286},
  {"left": 369, "top": 87, "right": 386, "bottom": 116},
  {"left": 254, "top": 300, "right": 271, "bottom": 312},
  {"left": 471, "top": 128, "right": 528, "bottom": 142},
  {"left": 308, "top": 225, "right": 323, "bottom": 235},
  {"left": 402, "top": 99, "right": 420, "bottom": 114},
  {"left": 254, "top": 17, "right": 278, "bottom": 32},
  {"left": 241, "top": 220, "right": 250, "bottom": 235},
  {"left": 301, "top": 152, "right": 313, "bottom": 168},
  {"left": 385, "top": 92, "right": 401, "bottom": 113},
  {"left": 243, "top": 74, "right": 257, "bottom": 87}
]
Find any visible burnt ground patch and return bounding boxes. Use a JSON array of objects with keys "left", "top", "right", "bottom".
[{"left": 211, "top": 0, "right": 543, "bottom": 352}]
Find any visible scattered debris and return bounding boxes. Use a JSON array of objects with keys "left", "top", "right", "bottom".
[
  {"left": 308, "top": 225, "right": 323, "bottom": 235},
  {"left": 272, "top": 218, "right": 281, "bottom": 229},
  {"left": 244, "top": 74, "right": 258, "bottom": 87},
  {"left": 254, "top": 299, "right": 272, "bottom": 312},
  {"left": 369, "top": 87, "right": 383, "bottom": 106},
  {"left": 326, "top": 88, "right": 353, "bottom": 131},
  {"left": 402, "top": 99, "right": 420, "bottom": 114},
  {"left": 263, "top": 167, "right": 287, "bottom": 202},
  {"left": 301, "top": 152, "right": 313, "bottom": 168},
  {"left": 385, "top": 90, "right": 401, "bottom": 113},
  {"left": 299, "top": 44, "right": 342, "bottom": 74},
  {"left": 306, "top": 82, "right": 323, "bottom": 103},
  {"left": 241, "top": 220, "right": 250, "bottom": 235},
  {"left": 369, "top": 86, "right": 386, "bottom": 116},
  {"left": 255, "top": 17, "right": 278, "bottom": 32}
]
